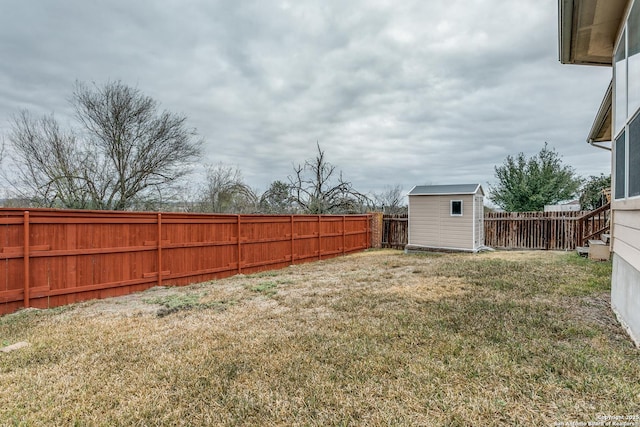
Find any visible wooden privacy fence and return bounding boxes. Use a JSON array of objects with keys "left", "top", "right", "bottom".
[
  {"left": 0, "top": 209, "right": 371, "bottom": 315},
  {"left": 382, "top": 214, "right": 408, "bottom": 249},
  {"left": 484, "top": 208, "right": 609, "bottom": 250}
]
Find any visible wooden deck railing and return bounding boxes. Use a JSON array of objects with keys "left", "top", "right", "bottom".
[{"left": 576, "top": 203, "right": 610, "bottom": 247}]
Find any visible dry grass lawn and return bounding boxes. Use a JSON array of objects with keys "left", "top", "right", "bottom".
[{"left": 1, "top": 249, "right": 639, "bottom": 426}]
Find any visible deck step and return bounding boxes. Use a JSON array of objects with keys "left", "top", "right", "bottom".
[
  {"left": 576, "top": 246, "right": 589, "bottom": 256},
  {"left": 588, "top": 240, "right": 610, "bottom": 261}
]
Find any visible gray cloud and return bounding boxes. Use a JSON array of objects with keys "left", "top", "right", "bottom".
[{"left": 0, "top": 0, "right": 613, "bottom": 200}]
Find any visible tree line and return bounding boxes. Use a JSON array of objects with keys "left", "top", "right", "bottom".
[
  {"left": 0, "top": 81, "right": 405, "bottom": 214},
  {"left": 488, "top": 143, "right": 610, "bottom": 212},
  {"left": 0, "top": 81, "right": 611, "bottom": 214}
]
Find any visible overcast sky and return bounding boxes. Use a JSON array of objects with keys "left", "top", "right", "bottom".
[{"left": 0, "top": 0, "right": 613, "bottom": 200}]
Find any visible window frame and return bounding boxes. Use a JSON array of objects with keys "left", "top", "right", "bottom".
[
  {"left": 615, "top": 130, "right": 627, "bottom": 200},
  {"left": 450, "top": 200, "right": 463, "bottom": 216}
]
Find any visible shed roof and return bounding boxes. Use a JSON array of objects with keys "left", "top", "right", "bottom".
[{"left": 408, "top": 184, "right": 483, "bottom": 196}]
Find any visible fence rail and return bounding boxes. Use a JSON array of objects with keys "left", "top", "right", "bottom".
[{"left": 0, "top": 209, "right": 371, "bottom": 315}]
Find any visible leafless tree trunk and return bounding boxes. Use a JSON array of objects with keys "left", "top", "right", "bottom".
[
  {"left": 289, "top": 143, "right": 370, "bottom": 214},
  {"left": 7, "top": 80, "right": 202, "bottom": 210}
]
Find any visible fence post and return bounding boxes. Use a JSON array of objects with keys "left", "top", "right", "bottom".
[
  {"left": 289, "top": 215, "right": 294, "bottom": 264},
  {"left": 317, "top": 215, "right": 321, "bottom": 260},
  {"left": 23, "top": 211, "right": 30, "bottom": 309},
  {"left": 342, "top": 215, "right": 346, "bottom": 255},
  {"left": 369, "top": 212, "right": 383, "bottom": 248},
  {"left": 576, "top": 216, "right": 584, "bottom": 247},
  {"left": 157, "top": 213, "right": 163, "bottom": 287},
  {"left": 545, "top": 218, "right": 550, "bottom": 250},
  {"left": 237, "top": 215, "right": 242, "bottom": 274}
]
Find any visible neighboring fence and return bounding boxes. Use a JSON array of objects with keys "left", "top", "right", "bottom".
[
  {"left": 0, "top": 209, "right": 371, "bottom": 315},
  {"left": 484, "top": 208, "right": 609, "bottom": 250},
  {"left": 380, "top": 208, "right": 610, "bottom": 251},
  {"left": 382, "top": 214, "right": 408, "bottom": 249}
]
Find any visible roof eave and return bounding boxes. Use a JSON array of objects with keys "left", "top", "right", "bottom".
[
  {"left": 587, "top": 79, "right": 613, "bottom": 149},
  {"left": 558, "top": 0, "right": 627, "bottom": 66}
]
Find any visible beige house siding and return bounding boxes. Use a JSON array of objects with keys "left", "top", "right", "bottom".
[
  {"left": 612, "top": 209, "right": 640, "bottom": 272},
  {"left": 408, "top": 194, "right": 475, "bottom": 250},
  {"left": 611, "top": 204, "right": 640, "bottom": 346}
]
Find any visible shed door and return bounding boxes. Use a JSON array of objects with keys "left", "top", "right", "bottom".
[{"left": 474, "top": 195, "right": 484, "bottom": 248}]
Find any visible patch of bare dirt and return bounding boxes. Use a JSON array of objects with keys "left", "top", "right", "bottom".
[
  {"left": 480, "top": 250, "right": 570, "bottom": 261},
  {"left": 58, "top": 249, "right": 566, "bottom": 320}
]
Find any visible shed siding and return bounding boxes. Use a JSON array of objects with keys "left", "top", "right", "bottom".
[
  {"left": 409, "top": 194, "right": 474, "bottom": 250},
  {"left": 474, "top": 195, "right": 484, "bottom": 248}
]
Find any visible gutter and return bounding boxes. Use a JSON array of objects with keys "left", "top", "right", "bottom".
[
  {"left": 558, "top": 0, "right": 574, "bottom": 64},
  {"left": 586, "top": 80, "right": 613, "bottom": 151},
  {"left": 588, "top": 139, "right": 612, "bottom": 151}
]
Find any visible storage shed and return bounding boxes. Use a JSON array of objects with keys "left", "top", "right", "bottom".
[{"left": 407, "top": 184, "right": 484, "bottom": 252}]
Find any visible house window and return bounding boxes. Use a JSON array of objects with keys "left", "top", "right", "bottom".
[
  {"left": 613, "top": 0, "right": 640, "bottom": 201},
  {"left": 614, "top": 29, "right": 627, "bottom": 135},
  {"left": 451, "top": 200, "right": 463, "bottom": 216},
  {"left": 628, "top": 1, "right": 640, "bottom": 116}
]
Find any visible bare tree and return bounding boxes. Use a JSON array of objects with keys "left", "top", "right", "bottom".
[
  {"left": 373, "top": 185, "right": 406, "bottom": 214},
  {"left": 259, "top": 180, "right": 295, "bottom": 214},
  {"left": 197, "top": 163, "right": 257, "bottom": 213},
  {"left": 9, "top": 112, "right": 94, "bottom": 208},
  {"left": 289, "top": 143, "right": 370, "bottom": 214},
  {"left": 7, "top": 80, "right": 202, "bottom": 210}
]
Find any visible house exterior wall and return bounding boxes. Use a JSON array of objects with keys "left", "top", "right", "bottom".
[
  {"left": 611, "top": 253, "right": 640, "bottom": 346},
  {"left": 559, "top": 0, "right": 640, "bottom": 346},
  {"left": 408, "top": 194, "right": 476, "bottom": 251},
  {"left": 611, "top": 204, "right": 640, "bottom": 274},
  {"left": 610, "top": 0, "right": 640, "bottom": 347},
  {"left": 611, "top": 202, "right": 640, "bottom": 346}
]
